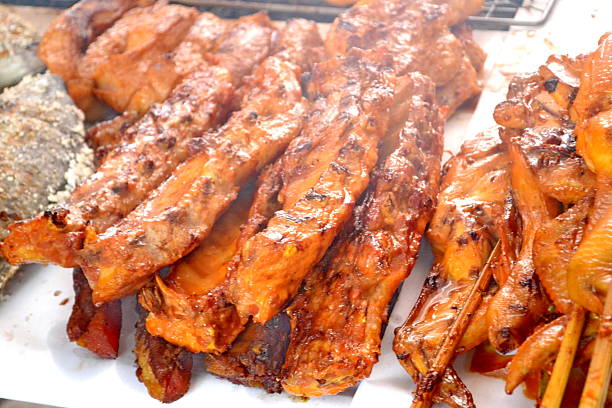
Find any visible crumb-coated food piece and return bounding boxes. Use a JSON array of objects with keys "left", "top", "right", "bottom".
[
  {"left": 67, "top": 268, "right": 121, "bottom": 358},
  {"left": 0, "top": 73, "right": 92, "bottom": 289},
  {"left": 282, "top": 73, "right": 444, "bottom": 397},
  {"left": 0, "top": 6, "right": 44, "bottom": 89}
]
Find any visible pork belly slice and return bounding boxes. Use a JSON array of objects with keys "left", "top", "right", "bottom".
[
  {"left": 227, "top": 48, "right": 418, "bottom": 324},
  {"left": 134, "top": 303, "right": 193, "bottom": 403},
  {"left": 205, "top": 312, "right": 291, "bottom": 393},
  {"left": 281, "top": 72, "right": 444, "bottom": 397},
  {"left": 138, "top": 19, "right": 324, "bottom": 354},
  {"left": 79, "top": 55, "right": 308, "bottom": 304},
  {"left": 38, "top": 0, "right": 156, "bottom": 118},
  {"left": 67, "top": 268, "right": 122, "bottom": 359},
  {"left": 2, "top": 14, "right": 279, "bottom": 268}
]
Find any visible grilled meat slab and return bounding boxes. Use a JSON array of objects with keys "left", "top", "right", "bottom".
[
  {"left": 227, "top": 49, "right": 408, "bottom": 324},
  {"left": 38, "top": 0, "right": 156, "bottom": 119},
  {"left": 80, "top": 55, "right": 308, "bottom": 304},
  {"left": 2, "top": 14, "right": 279, "bottom": 269},
  {"left": 134, "top": 304, "right": 193, "bottom": 403},
  {"left": 205, "top": 312, "right": 291, "bottom": 393},
  {"left": 282, "top": 73, "right": 443, "bottom": 397}
]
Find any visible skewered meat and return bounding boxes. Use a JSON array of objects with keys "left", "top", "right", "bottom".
[
  {"left": 2, "top": 13, "right": 278, "bottom": 269},
  {"left": 393, "top": 129, "right": 516, "bottom": 408},
  {"left": 38, "top": 0, "right": 156, "bottom": 119},
  {"left": 0, "top": 6, "right": 43, "bottom": 89},
  {"left": 79, "top": 54, "right": 308, "bottom": 304},
  {"left": 227, "top": 48, "right": 407, "bottom": 324},
  {"left": 567, "top": 33, "right": 612, "bottom": 315},
  {"left": 0, "top": 72, "right": 92, "bottom": 290},
  {"left": 282, "top": 72, "right": 444, "bottom": 397}
]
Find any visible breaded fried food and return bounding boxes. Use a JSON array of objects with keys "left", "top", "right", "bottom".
[
  {"left": 79, "top": 56, "right": 308, "bottom": 304},
  {"left": 281, "top": 73, "right": 444, "bottom": 397},
  {"left": 393, "top": 130, "right": 516, "bottom": 408},
  {"left": 227, "top": 49, "right": 408, "bottom": 324},
  {"left": 38, "top": 0, "right": 155, "bottom": 117}
]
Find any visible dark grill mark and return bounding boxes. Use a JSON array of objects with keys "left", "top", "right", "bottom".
[{"left": 544, "top": 78, "right": 559, "bottom": 93}]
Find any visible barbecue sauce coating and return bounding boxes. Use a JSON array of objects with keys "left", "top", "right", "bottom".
[{"left": 282, "top": 73, "right": 444, "bottom": 397}]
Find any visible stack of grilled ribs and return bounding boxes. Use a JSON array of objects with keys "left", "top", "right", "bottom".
[{"left": 0, "top": 0, "right": 485, "bottom": 403}]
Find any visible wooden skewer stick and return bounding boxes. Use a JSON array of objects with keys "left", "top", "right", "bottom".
[
  {"left": 579, "top": 281, "right": 612, "bottom": 408},
  {"left": 540, "top": 305, "right": 587, "bottom": 408},
  {"left": 411, "top": 241, "right": 501, "bottom": 408}
]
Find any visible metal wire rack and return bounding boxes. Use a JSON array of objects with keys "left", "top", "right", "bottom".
[{"left": 2, "top": 0, "right": 558, "bottom": 28}]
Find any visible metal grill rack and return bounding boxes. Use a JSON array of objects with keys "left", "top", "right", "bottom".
[{"left": 2, "top": 0, "right": 558, "bottom": 28}]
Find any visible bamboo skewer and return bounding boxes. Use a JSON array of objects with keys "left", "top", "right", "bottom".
[
  {"left": 540, "top": 305, "right": 587, "bottom": 408},
  {"left": 411, "top": 241, "right": 501, "bottom": 408},
  {"left": 579, "top": 281, "right": 612, "bottom": 408}
]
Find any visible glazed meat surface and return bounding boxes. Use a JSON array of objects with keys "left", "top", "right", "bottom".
[
  {"left": 134, "top": 304, "right": 193, "bottom": 403},
  {"left": 77, "top": 3, "right": 198, "bottom": 115},
  {"left": 325, "top": 0, "right": 484, "bottom": 117},
  {"left": 38, "top": 0, "right": 155, "bottom": 118},
  {"left": 282, "top": 73, "right": 444, "bottom": 397},
  {"left": 2, "top": 14, "right": 279, "bottom": 269},
  {"left": 139, "top": 185, "right": 253, "bottom": 353},
  {"left": 393, "top": 130, "right": 516, "bottom": 408},
  {"left": 79, "top": 55, "right": 308, "bottom": 304},
  {"left": 2, "top": 65, "right": 234, "bottom": 268},
  {"left": 139, "top": 20, "right": 324, "bottom": 354},
  {"left": 205, "top": 312, "right": 291, "bottom": 393},
  {"left": 227, "top": 49, "right": 409, "bottom": 324}
]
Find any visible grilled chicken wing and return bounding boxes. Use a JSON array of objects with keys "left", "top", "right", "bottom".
[
  {"left": 393, "top": 129, "right": 516, "bottom": 408},
  {"left": 567, "top": 33, "right": 612, "bottom": 314},
  {"left": 282, "top": 73, "right": 444, "bottom": 397}
]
